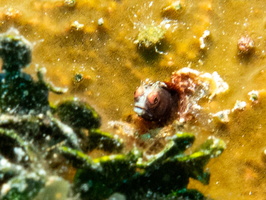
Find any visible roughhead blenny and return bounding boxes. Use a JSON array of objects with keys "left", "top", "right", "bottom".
[{"left": 134, "top": 68, "right": 228, "bottom": 124}]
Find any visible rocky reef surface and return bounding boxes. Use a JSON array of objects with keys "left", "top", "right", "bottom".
[{"left": 0, "top": 31, "right": 226, "bottom": 200}]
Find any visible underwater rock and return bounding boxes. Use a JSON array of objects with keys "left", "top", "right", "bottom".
[
  {"left": 237, "top": 35, "right": 255, "bottom": 55},
  {"left": 135, "top": 24, "right": 166, "bottom": 49},
  {"left": 134, "top": 23, "right": 167, "bottom": 57}
]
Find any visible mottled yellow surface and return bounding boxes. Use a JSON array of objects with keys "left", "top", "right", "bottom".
[{"left": 0, "top": 0, "right": 266, "bottom": 199}]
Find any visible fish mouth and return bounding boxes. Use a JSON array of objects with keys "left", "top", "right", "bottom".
[
  {"left": 134, "top": 106, "right": 153, "bottom": 120},
  {"left": 134, "top": 106, "right": 146, "bottom": 116}
]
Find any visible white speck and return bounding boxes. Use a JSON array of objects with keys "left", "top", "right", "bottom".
[
  {"left": 98, "top": 18, "right": 104, "bottom": 26},
  {"left": 232, "top": 100, "right": 246, "bottom": 112},
  {"left": 212, "top": 110, "right": 231, "bottom": 123},
  {"left": 248, "top": 90, "right": 259, "bottom": 102},
  {"left": 81, "top": 183, "right": 89, "bottom": 192},
  {"left": 108, "top": 193, "right": 126, "bottom": 200},
  {"left": 0, "top": 158, "right": 11, "bottom": 169},
  {"left": 164, "top": 23, "right": 171, "bottom": 29},
  {"left": 1, "top": 183, "right": 11, "bottom": 195},
  {"left": 199, "top": 30, "right": 210, "bottom": 49},
  {"left": 14, "top": 147, "right": 26, "bottom": 162},
  {"left": 71, "top": 21, "right": 84, "bottom": 31},
  {"left": 38, "top": 169, "right": 47, "bottom": 176}
]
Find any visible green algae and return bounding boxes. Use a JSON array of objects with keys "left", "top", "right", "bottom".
[
  {"left": 135, "top": 24, "right": 166, "bottom": 49},
  {"left": 54, "top": 100, "right": 101, "bottom": 130},
  {"left": 72, "top": 133, "right": 225, "bottom": 200}
]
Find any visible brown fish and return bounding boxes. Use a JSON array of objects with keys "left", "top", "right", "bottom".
[
  {"left": 134, "top": 80, "right": 178, "bottom": 122},
  {"left": 134, "top": 68, "right": 229, "bottom": 126}
]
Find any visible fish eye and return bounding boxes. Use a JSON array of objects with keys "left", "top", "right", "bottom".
[
  {"left": 147, "top": 92, "right": 160, "bottom": 106},
  {"left": 134, "top": 86, "right": 144, "bottom": 99}
]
